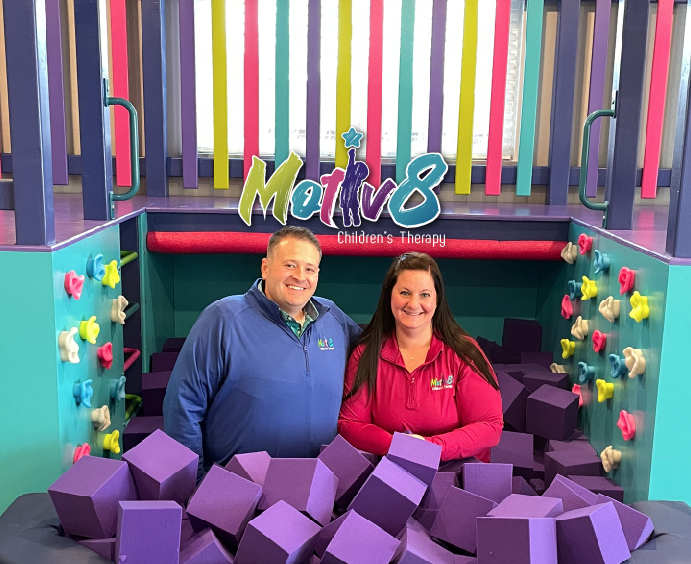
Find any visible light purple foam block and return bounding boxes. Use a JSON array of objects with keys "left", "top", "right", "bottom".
[
  {"left": 568, "top": 475, "right": 624, "bottom": 502},
  {"left": 555, "top": 502, "right": 630, "bottom": 564},
  {"left": 525, "top": 385, "right": 579, "bottom": 440},
  {"left": 395, "top": 527, "right": 457, "bottom": 564},
  {"left": 522, "top": 371, "right": 570, "bottom": 393},
  {"left": 260, "top": 458, "right": 336, "bottom": 526},
  {"left": 491, "top": 431, "right": 534, "bottom": 479},
  {"left": 179, "top": 528, "right": 234, "bottom": 564},
  {"left": 235, "top": 500, "right": 321, "bottom": 564},
  {"left": 512, "top": 476, "right": 538, "bottom": 496},
  {"left": 151, "top": 351, "right": 179, "bottom": 372},
  {"left": 544, "top": 449, "right": 602, "bottom": 486},
  {"left": 347, "top": 456, "right": 427, "bottom": 537},
  {"left": 225, "top": 451, "right": 271, "bottom": 486},
  {"left": 47, "top": 456, "right": 138, "bottom": 539},
  {"left": 488, "top": 494, "right": 564, "bottom": 518},
  {"left": 520, "top": 351, "right": 554, "bottom": 368},
  {"left": 314, "top": 510, "right": 351, "bottom": 558},
  {"left": 429, "top": 486, "right": 497, "bottom": 553},
  {"left": 497, "top": 372, "right": 529, "bottom": 432},
  {"left": 596, "top": 494, "right": 653, "bottom": 551},
  {"left": 318, "top": 434, "right": 375, "bottom": 508},
  {"left": 462, "top": 463, "right": 513, "bottom": 504},
  {"left": 543, "top": 474, "right": 598, "bottom": 512},
  {"left": 321, "top": 510, "right": 399, "bottom": 564},
  {"left": 186, "top": 465, "right": 262, "bottom": 551},
  {"left": 418, "top": 472, "right": 457, "bottom": 511},
  {"left": 78, "top": 538, "right": 116, "bottom": 561},
  {"left": 502, "top": 318, "right": 542, "bottom": 355},
  {"left": 387, "top": 432, "right": 442, "bottom": 486},
  {"left": 122, "top": 429, "right": 198, "bottom": 504},
  {"left": 116, "top": 500, "right": 183, "bottom": 564}
]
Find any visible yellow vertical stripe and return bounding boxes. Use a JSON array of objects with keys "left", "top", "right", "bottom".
[
  {"left": 212, "top": 0, "right": 228, "bottom": 188},
  {"left": 455, "top": 0, "right": 478, "bottom": 195},
  {"left": 335, "top": 0, "right": 352, "bottom": 169}
]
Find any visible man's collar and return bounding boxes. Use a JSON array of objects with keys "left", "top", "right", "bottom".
[{"left": 258, "top": 280, "right": 319, "bottom": 323}]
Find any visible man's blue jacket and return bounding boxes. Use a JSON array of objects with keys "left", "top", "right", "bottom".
[{"left": 163, "top": 279, "right": 362, "bottom": 479}]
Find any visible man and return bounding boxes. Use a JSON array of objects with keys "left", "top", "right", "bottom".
[{"left": 163, "top": 226, "right": 361, "bottom": 479}]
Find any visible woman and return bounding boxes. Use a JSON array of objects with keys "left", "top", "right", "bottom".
[{"left": 338, "top": 252, "right": 503, "bottom": 462}]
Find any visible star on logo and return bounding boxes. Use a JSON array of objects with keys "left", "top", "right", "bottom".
[{"left": 341, "top": 127, "right": 364, "bottom": 149}]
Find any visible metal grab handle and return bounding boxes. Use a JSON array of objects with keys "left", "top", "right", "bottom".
[
  {"left": 104, "top": 78, "right": 140, "bottom": 219},
  {"left": 578, "top": 108, "right": 615, "bottom": 229}
]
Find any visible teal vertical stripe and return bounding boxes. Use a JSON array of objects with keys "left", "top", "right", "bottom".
[
  {"left": 396, "top": 0, "right": 416, "bottom": 183},
  {"left": 516, "top": 0, "right": 544, "bottom": 196},
  {"left": 275, "top": 0, "right": 290, "bottom": 166}
]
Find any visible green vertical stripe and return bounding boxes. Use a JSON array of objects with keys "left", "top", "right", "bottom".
[
  {"left": 396, "top": 0, "right": 416, "bottom": 184},
  {"left": 275, "top": 0, "right": 290, "bottom": 166},
  {"left": 516, "top": 0, "right": 544, "bottom": 196}
]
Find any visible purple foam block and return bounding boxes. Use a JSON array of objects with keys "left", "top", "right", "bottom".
[
  {"left": 438, "top": 457, "right": 481, "bottom": 475},
  {"left": 314, "top": 510, "right": 351, "bottom": 558},
  {"left": 225, "top": 451, "right": 271, "bottom": 486},
  {"left": 142, "top": 371, "right": 171, "bottom": 417},
  {"left": 597, "top": 495, "right": 653, "bottom": 551},
  {"left": 321, "top": 510, "right": 400, "bottom": 564},
  {"left": 497, "top": 372, "right": 529, "bottom": 432},
  {"left": 318, "top": 434, "right": 375, "bottom": 508},
  {"left": 488, "top": 494, "right": 563, "bottom": 518},
  {"left": 568, "top": 476, "right": 624, "bottom": 502},
  {"left": 116, "top": 500, "right": 182, "bottom": 564},
  {"left": 122, "top": 429, "right": 198, "bottom": 504},
  {"left": 490, "top": 431, "right": 534, "bottom": 479},
  {"left": 462, "top": 463, "right": 513, "bottom": 504},
  {"left": 454, "top": 557, "right": 477, "bottom": 564},
  {"left": 525, "top": 385, "right": 579, "bottom": 440},
  {"left": 151, "top": 351, "right": 179, "bottom": 372},
  {"left": 163, "top": 337, "right": 186, "bottom": 352},
  {"left": 533, "top": 449, "right": 545, "bottom": 477},
  {"left": 78, "top": 538, "right": 116, "bottom": 561},
  {"left": 512, "top": 476, "right": 538, "bottom": 496},
  {"left": 261, "top": 458, "right": 337, "bottom": 526},
  {"left": 530, "top": 478, "right": 545, "bottom": 495},
  {"left": 543, "top": 474, "right": 598, "bottom": 512},
  {"left": 630, "top": 500, "right": 691, "bottom": 540},
  {"left": 522, "top": 371, "right": 570, "bottom": 393},
  {"left": 520, "top": 351, "right": 554, "bottom": 368},
  {"left": 235, "top": 500, "right": 322, "bottom": 564},
  {"left": 502, "top": 318, "right": 542, "bottom": 354},
  {"left": 123, "top": 415, "right": 165, "bottom": 451},
  {"left": 395, "top": 527, "right": 457, "bottom": 564},
  {"left": 492, "top": 363, "right": 550, "bottom": 383},
  {"left": 311, "top": 556, "right": 322, "bottom": 564},
  {"left": 347, "top": 456, "right": 427, "bottom": 537},
  {"left": 544, "top": 449, "right": 602, "bottom": 486},
  {"left": 180, "top": 517, "right": 195, "bottom": 550},
  {"left": 477, "top": 337, "right": 502, "bottom": 363},
  {"left": 357, "top": 449, "right": 381, "bottom": 466},
  {"left": 566, "top": 429, "right": 587, "bottom": 441},
  {"left": 386, "top": 432, "right": 442, "bottom": 485},
  {"left": 418, "top": 471, "right": 457, "bottom": 511},
  {"left": 555, "top": 502, "right": 630, "bottom": 564},
  {"left": 47, "top": 456, "right": 138, "bottom": 539},
  {"left": 399, "top": 517, "right": 430, "bottom": 538},
  {"left": 547, "top": 439, "right": 597, "bottom": 455},
  {"left": 430, "top": 485, "right": 497, "bottom": 553},
  {"left": 414, "top": 509, "right": 438, "bottom": 532},
  {"left": 180, "top": 528, "right": 234, "bottom": 564},
  {"left": 625, "top": 534, "right": 691, "bottom": 563}
]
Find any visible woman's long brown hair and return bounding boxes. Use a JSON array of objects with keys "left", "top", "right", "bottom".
[{"left": 345, "top": 252, "right": 499, "bottom": 399}]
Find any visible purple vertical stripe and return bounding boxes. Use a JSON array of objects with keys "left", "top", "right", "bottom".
[
  {"left": 586, "top": 0, "right": 610, "bottom": 197},
  {"left": 427, "top": 0, "right": 446, "bottom": 155},
  {"left": 306, "top": 0, "right": 321, "bottom": 181},
  {"left": 179, "top": 0, "right": 198, "bottom": 188},
  {"left": 45, "top": 0, "right": 68, "bottom": 185}
]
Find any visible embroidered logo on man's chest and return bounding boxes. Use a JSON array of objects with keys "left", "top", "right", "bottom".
[
  {"left": 318, "top": 337, "right": 335, "bottom": 350},
  {"left": 431, "top": 375, "right": 454, "bottom": 391}
]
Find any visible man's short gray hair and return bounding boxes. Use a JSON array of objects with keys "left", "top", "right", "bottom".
[{"left": 267, "top": 226, "right": 322, "bottom": 258}]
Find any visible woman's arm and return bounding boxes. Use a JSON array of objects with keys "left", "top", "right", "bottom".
[{"left": 337, "top": 347, "right": 394, "bottom": 456}]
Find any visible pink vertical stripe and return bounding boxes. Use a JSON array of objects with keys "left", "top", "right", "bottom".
[
  {"left": 366, "top": 0, "right": 384, "bottom": 188},
  {"left": 110, "top": 0, "right": 131, "bottom": 187},
  {"left": 641, "top": 0, "right": 674, "bottom": 199},
  {"left": 485, "top": 0, "right": 511, "bottom": 196},
  {"left": 244, "top": 0, "right": 260, "bottom": 180}
]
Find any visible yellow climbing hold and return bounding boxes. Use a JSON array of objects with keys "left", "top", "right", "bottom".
[
  {"left": 103, "top": 430, "right": 120, "bottom": 454},
  {"left": 560, "top": 339, "right": 576, "bottom": 359},
  {"left": 79, "top": 316, "right": 100, "bottom": 345},
  {"left": 102, "top": 260, "right": 120, "bottom": 289},
  {"left": 629, "top": 291, "right": 650, "bottom": 323},
  {"left": 581, "top": 276, "right": 598, "bottom": 300},
  {"left": 596, "top": 379, "right": 614, "bottom": 403}
]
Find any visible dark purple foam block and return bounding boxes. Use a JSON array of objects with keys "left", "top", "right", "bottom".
[
  {"left": 502, "top": 318, "right": 542, "bottom": 355},
  {"left": 395, "top": 526, "right": 457, "bottom": 564},
  {"left": 544, "top": 450, "right": 602, "bottom": 486},
  {"left": 438, "top": 457, "right": 481, "bottom": 475},
  {"left": 543, "top": 474, "right": 598, "bottom": 512},
  {"left": 122, "top": 429, "right": 198, "bottom": 504},
  {"left": 123, "top": 415, "right": 165, "bottom": 452},
  {"left": 141, "top": 371, "right": 171, "bottom": 417},
  {"left": 547, "top": 439, "right": 596, "bottom": 455},
  {"left": 418, "top": 472, "right": 457, "bottom": 511},
  {"left": 386, "top": 432, "right": 442, "bottom": 486},
  {"left": 522, "top": 371, "right": 569, "bottom": 393},
  {"left": 530, "top": 478, "right": 545, "bottom": 495},
  {"left": 477, "top": 516, "right": 557, "bottom": 564},
  {"left": 261, "top": 458, "right": 337, "bottom": 526},
  {"left": 520, "top": 351, "right": 554, "bottom": 368},
  {"left": 512, "top": 476, "right": 538, "bottom": 496},
  {"left": 555, "top": 502, "right": 630, "bottom": 564},
  {"left": 151, "top": 352, "right": 179, "bottom": 373},
  {"left": 78, "top": 538, "right": 116, "bottom": 561},
  {"left": 116, "top": 500, "right": 182, "bottom": 564},
  {"left": 525, "top": 385, "right": 579, "bottom": 440},
  {"left": 47, "top": 456, "right": 138, "bottom": 539},
  {"left": 492, "top": 363, "right": 549, "bottom": 384},
  {"left": 225, "top": 451, "right": 271, "bottom": 487},
  {"left": 235, "top": 500, "right": 321, "bottom": 564},
  {"left": 318, "top": 434, "right": 374, "bottom": 508},
  {"left": 186, "top": 464, "right": 262, "bottom": 551},
  {"left": 430, "top": 486, "right": 497, "bottom": 553},
  {"left": 568, "top": 476, "right": 624, "bottom": 502},
  {"left": 321, "top": 510, "right": 400, "bottom": 564},
  {"left": 630, "top": 500, "right": 691, "bottom": 541},
  {"left": 491, "top": 431, "right": 534, "bottom": 479},
  {"left": 462, "top": 463, "right": 513, "bottom": 504},
  {"left": 163, "top": 337, "right": 186, "bottom": 352},
  {"left": 179, "top": 528, "right": 234, "bottom": 564},
  {"left": 597, "top": 495, "right": 653, "bottom": 551},
  {"left": 497, "top": 372, "right": 529, "bottom": 432},
  {"left": 180, "top": 518, "right": 195, "bottom": 550},
  {"left": 347, "top": 456, "right": 427, "bottom": 537}
]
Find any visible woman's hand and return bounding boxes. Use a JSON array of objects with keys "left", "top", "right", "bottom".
[{"left": 408, "top": 434, "right": 427, "bottom": 441}]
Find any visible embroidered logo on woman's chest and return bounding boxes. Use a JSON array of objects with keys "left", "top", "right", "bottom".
[{"left": 431, "top": 375, "right": 454, "bottom": 391}]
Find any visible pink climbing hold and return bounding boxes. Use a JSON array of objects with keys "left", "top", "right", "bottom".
[
  {"left": 619, "top": 267, "right": 635, "bottom": 295},
  {"left": 578, "top": 233, "right": 593, "bottom": 255},
  {"left": 561, "top": 295, "right": 573, "bottom": 320},
  {"left": 73, "top": 443, "right": 91, "bottom": 464},
  {"left": 618, "top": 410, "right": 636, "bottom": 441},
  {"left": 64, "top": 270, "right": 85, "bottom": 300},
  {"left": 572, "top": 384, "right": 584, "bottom": 408},
  {"left": 97, "top": 342, "right": 114, "bottom": 370},
  {"left": 592, "top": 330, "right": 607, "bottom": 353}
]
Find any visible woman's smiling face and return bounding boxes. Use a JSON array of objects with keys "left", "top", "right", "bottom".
[{"left": 390, "top": 269, "right": 437, "bottom": 332}]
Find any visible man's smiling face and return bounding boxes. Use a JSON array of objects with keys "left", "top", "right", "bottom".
[{"left": 261, "top": 236, "right": 321, "bottom": 319}]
